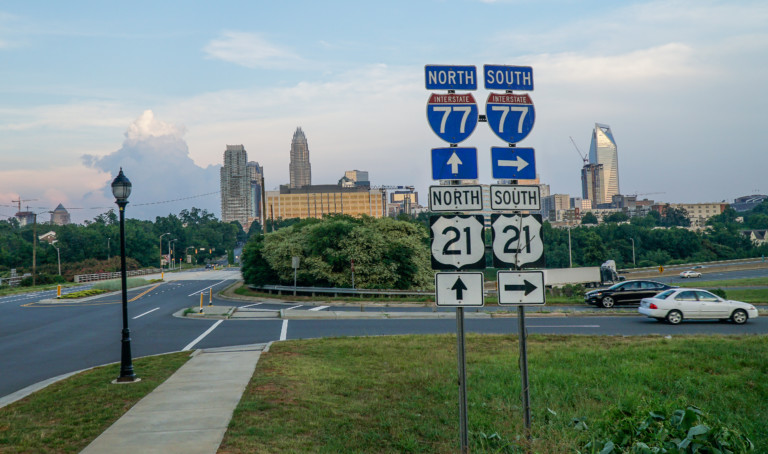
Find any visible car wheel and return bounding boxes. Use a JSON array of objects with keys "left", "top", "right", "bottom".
[
  {"left": 731, "top": 309, "right": 748, "bottom": 325},
  {"left": 601, "top": 297, "right": 615, "bottom": 308},
  {"left": 666, "top": 310, "right": 683, "bottom": 325}
]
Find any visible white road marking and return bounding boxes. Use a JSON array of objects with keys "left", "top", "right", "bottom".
[
  {"left": 186, "top": 279, "right": 230, "bottom": 296},
  {"left": 242, "top": 302, "right": 263, "bottom": 308},
  {"left": 182, "top": 320, "right": 223, "bottom": 351},
  {"left": 309, "top": 306, "right": 329, "bottom": 311},
  {"left": 133, "top": 307, "right": 160, "bottom": 319},
  {"left": 284, "top": 305, "right": 302, "bottom": 310},
  {"left": 280, "top": 320, "right": 288, "bottom": 341},
  {"left": 528, "top": 325, "right": 600, "bottom": 328}
]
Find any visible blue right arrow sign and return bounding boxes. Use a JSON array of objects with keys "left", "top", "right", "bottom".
[{"left": 491, "top": 147, "right": 536, "bottom": 180}]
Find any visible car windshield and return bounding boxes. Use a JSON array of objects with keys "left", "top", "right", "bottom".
[{"left": 607, "top": 282, "right": 626, "bottom": 290}]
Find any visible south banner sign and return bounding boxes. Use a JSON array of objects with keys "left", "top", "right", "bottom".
[
  {"left": 427, "top": 93, "right": 479, "bottom": 144},
  {"left": 483, "top": 65, "right": 534, "bottom": 91},
  {"left": 485, "top": 93, "right": 535, "bottom": 144}
]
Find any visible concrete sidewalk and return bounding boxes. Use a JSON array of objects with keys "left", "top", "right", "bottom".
[{"left": 81, "top": 343, "right": 267, "bottom": 454}]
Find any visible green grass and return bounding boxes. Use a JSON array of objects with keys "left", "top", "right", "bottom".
[
  {"left": 234, "top": 286, "right": 436, "bottom": 304},
  {"left": 91, "top": 277, "right": 149, "bottom": 291},
  {"left": 220, "top": 335, "right": 768, "bottom": 453},
  {"left": 0, "top": 282, "right": 81, "bottom": 297},
  {"left": 0, "top": 352, "right": 190, "bottom": 453},
  {"left": 679, "top": 277, "right": 768, "bottom": 287}
]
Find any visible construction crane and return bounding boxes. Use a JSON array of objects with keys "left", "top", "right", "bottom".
[
  {"left": 11, "top": 198, "right": 37, "bottom": 213},
  {"left": 628, "top": 192, "right": 665, "bottom": 198},
  {"left": 569, "top": 137, "right": 588, "bottom": 165}
]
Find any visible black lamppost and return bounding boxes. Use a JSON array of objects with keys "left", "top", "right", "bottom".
[{"left": 112, "top": 168, "right": 137, "bottom": 382}]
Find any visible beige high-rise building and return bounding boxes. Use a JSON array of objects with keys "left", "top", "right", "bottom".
[
  {"left": 289, "top": 127, "right": 311, "bottom": 189},
  {"left": 220, "top": 144, "right": 253, "bottom": 230}
]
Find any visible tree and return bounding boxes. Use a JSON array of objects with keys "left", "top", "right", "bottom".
[
  {"left": 661, "top": 207, "right": 691, "bottom": 227},
  {"left": 604, "top": 212, "right": 629, "bottom": 223},
  {"left": 581, "top": 212, "right": 598, "bottom": 225}
]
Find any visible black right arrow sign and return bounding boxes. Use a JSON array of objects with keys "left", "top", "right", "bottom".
[{"left": 504, "top": 279, "right": 537, "bottom": 296}]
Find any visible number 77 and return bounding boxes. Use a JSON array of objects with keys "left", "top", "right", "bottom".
[
  {"left": 433, "top": 106, "right": 472, "bottom": 133},
  {"left": 490, "top": 106, "right": 528, "bottom": 133}
]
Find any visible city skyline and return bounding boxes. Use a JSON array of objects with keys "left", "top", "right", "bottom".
[{"left": 1, "top": 1, "right": 766, "bottom": 223}]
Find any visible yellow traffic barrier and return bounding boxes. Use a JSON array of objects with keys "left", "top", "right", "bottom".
[
  {"left": 57, "top": 285, "right": 61, "bottom": 299},
  {"left": 209, "top": 288, "right": 213, "bottom": 306},
  {"left": 199, "top": 293, "right": 204, "bottom": 313}
]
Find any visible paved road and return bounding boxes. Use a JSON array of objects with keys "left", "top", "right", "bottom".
[{"left": 2, "top": 267, "right": 767, "bottom": 401}]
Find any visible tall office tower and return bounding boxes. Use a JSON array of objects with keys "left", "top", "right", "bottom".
[
  {"left": 289, "top": 127, "right": 312, "bottom": 188},
  {"left": 220, "top": 144, "right": 252, "bottom": 229},
  {"left": 588, "top": 123, "right": 619, "bottom": 203},
  {"left": 581, "top": 163, "right": 605, "bottom": 207},
  {"left": 247, "top": 161, "right": 265, "bottom": 226}
]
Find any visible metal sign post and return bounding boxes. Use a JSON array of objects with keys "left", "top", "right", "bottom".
[
  {"left": 517, "top": 304, "right": 532, "bottom": 435},
  {"left": 456, "top": 306, "right": 469, "bottom": 453}
]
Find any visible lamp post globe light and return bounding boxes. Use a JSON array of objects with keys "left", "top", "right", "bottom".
[{"left": 111, "top": 168, "right": 137, "bottom": 383}]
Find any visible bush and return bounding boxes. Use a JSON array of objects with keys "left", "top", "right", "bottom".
[
  {"left": 709, "top": 288, "right": 727, "bottom": 299},
  {"left": 20, "top": 273, "right": 67, "bottom": 287}
]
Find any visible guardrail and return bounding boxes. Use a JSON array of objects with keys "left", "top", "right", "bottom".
[
  {"left": 74, "top": 268, "right": 162, "bottom": 283},
  {"left": 253, "top": 284, "right": 432, "bottom": 298}
]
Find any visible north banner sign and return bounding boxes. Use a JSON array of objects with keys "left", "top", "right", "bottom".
[
  {"left": 429, "top": 185, "right": 483, "bottom": 212},
  {"left": 425, "top": 65, "right": 477, "bottom": 90},
  {"left": 490, "top": 184, "right": 541, "bottom": 211},
  {"left": 427, "top": 93, "right": 479, "bottom": 144},
  {"left": 430, "top": 215, "right": 486, "bottom": 270},
  {"left": 435, "top": 272, "right": 484, "bottom": 307},
  {"left": 491, "top": 147, "right": 536, "bottom": 180},
  {"left": 431, "top": 147, "right": 478, "bottom": 180},
  {"left": 491, "top": 213, "right": 544, "bottom": 268},
  {"left": 485, "top": 93, "right": 535, "bottom": 144},
  {"left": 483, "top": 65, "right": 534, "bottom": 91},
  {"left": 497, "top": 270, "right": 545, "bottom": 305}
]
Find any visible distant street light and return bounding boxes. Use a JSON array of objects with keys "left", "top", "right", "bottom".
[
  {"left": 170, "top": 239, "right": 178, "bottom": 270},
  {"left": 111, "top": 168, "right": 137, "bottom": 383},
  {"left": 630, "top": 238, "right": 636, "bottom": 267},
  {"left": 52, "top": 241, "right": 61, "bottom": 276},
  {"left": 159, "top": 233, "right": 170, "bottom": 269},
  {"left": 107, "top": 237, "right": 111, "bottom": 262}
]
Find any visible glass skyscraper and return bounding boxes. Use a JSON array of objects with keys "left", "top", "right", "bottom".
[{"left": 588, "top": 123, "right": 619, "bottom": 205}]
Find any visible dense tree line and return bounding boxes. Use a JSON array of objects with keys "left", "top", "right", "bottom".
[
  {"left": 242, "top": 215, "right": 432, "bottom": 290},
  {"left": 0, "top": 207, "right": 242, "bottom": 283}
]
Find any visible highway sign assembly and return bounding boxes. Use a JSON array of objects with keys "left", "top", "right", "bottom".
[
  {"left": 427, "top": 93, "right": 479, "bottom": 144},
  {"left": 497, "top": 270, "right": 545, "bottom": 305},
  {"left": 491, "top": 213, "right": 544, "bottom": 268},
  {"left": 425, "top": 65, "right": 477, "bottom": 90},
  {"left": 435, "top": 272, "right": 484, "bottom": 307},
  {"left": 429, "top": 185, "right": 483, "bottom": 212},
  {"left": 431, "top": 147, "right": 478, "bottom": 180},
  {"left": 485, "top": 93, "right": 535, "bottom": 144},
  {"left": 490, "top": 184, "right": 541, "bottom": 211},
  {"left": 430, "top": 215, "right": 486, "bottom": 270},
  {"left": 490, "top": 147, "right": 536, "bottom": 180},
  {"left": 483, "top": 65, "right": 534, "bottom": 91}
]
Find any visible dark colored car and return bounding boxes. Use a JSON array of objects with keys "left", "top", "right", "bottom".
[{"left": 584, "top": 280, "right": 674, "bottom": 308}]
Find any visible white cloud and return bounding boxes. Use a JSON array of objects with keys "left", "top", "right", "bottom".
[
  {"left": 203, "top": 31, "right": 304, "bottom": 69},
  {"left": 124, "top": 110, "right": 185, "bottom": 142}
]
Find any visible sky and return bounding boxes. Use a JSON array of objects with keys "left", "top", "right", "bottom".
[{"left": 1, "top": 0, "right": 766, "bottom": 223}]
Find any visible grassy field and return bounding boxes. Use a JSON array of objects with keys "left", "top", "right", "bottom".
[
  {"left": 220, "top": 334, "right": 768, "bottom": 453},
  {"left": 0, "top": 352, "right": 190, "bottom": 453}
]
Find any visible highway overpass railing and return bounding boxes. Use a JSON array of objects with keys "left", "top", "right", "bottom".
[
  {"left": 252, "top": 284, "right": 432, "bottom": 298},
  {"left": 74, "top": 268, "right": 162, "bottom": 283}
]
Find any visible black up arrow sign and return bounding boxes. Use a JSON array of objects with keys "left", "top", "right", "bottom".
[
  {"left": 451, "top": 277, "right": 468, "bottom": 300},
  {"left": 504, "top": 279, "right": 537, "bottom": 296}
]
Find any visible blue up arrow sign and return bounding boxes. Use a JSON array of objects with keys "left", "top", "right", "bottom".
[
  {"left": 432, "top": 148, "right": 478, "bottom": 180},
  {"left": 491, "top": 147, "right": 536, "bottom": 180}
]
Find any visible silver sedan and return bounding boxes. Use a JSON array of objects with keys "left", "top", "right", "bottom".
[{"left": 638, "top": 288, "right": 758, "bottom": 325}]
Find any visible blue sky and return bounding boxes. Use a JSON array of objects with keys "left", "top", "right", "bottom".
[{"left": 1, "top": 0, "right": 766, "bottom": 222}]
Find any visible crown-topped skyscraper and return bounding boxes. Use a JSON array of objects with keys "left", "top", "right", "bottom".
[{"left": 289, "top": 127, "right": 312, "bottom": 189}]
